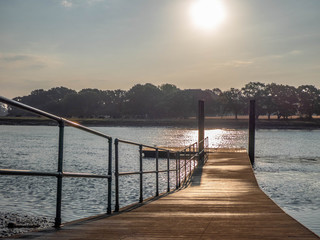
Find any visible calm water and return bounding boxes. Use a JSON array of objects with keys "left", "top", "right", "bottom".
[
  {"left": 255, "top": 130, "right": 320, "bottom": 236},
  {"left": 0, "top": 126, "right": 319, "bottom": 235}
]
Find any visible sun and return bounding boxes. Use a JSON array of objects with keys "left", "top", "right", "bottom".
[{"left": 190, "top": 0, "right": 227, "bottom": 30}]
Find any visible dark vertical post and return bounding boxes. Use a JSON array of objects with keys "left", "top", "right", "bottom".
[
  {"left": 155, "top": 148, "right": 159, "bottom": 196},
  {"left": 55, "top": 121, "right": 64, "bottom": 228},
  {"left": 184, "top": 149, "right": 187, "bottom": 182},
  {"left": 189, "top": 147, "right": 191, "bottom": 175},
  {"left": 193, "top": 144, "right": 196, "bottom": 169},
  {"left": 192, "top": 144, "right": 195, "bottom": 155},
  {"left": 175, "top": 152, "right": 178, "bottom": 189},
  {"left": 198, "top": 100, "right": 205, "bottom": 162},
  {"left": 139, "top": 145, "right": 143, "bottom": 203},
  {"left": 167, "top": 151, "right": 170, "bottom": 192},
  {"left": 114, "top": 139, "right": 119, "bottom": 212},
  {"left": 178, "top": 152, "right": 181, "bottom": 188},
  {"left": 249, "top": 100, "right": 256, "bottom": 165},
  {"left": 192, "top": 144, "right": 195, "bottom": 170},
  {"left": 195, "top": 142, "right": 198, "bottom": 164},
  {"left": 107, "top": 138, "right": 112, "bottom": 214}
]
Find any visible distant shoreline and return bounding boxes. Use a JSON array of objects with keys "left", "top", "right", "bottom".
[{"left": 1, "top": 117, "right": 320, "bottom": 129}]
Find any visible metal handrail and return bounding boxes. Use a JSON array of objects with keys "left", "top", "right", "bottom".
[
  {"left": 117, "top": 139, "right": 177, "bottom": 153},
  {"left": 0, "top": 96, "right": 111, "bottom": 140},
  {"left": 114, "top": 137, "right": 207, "bottom": 212},
  {"left": 0, "top": 96, "right": 113, "bottom": 228},
  {"left": 0, "top": 169, "right": 111, "bottom": 179},
  {"left": 0, "top": 95, "right": 209, "bottom": 228},
  {"left": 181, "top": 142, "right": 197, "bottom": 152}
]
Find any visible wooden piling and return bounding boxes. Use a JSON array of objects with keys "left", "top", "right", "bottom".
[
  {"left": 198, "top": 100, "right": 204, "bottom": 162},
  {"left": 249, "top": 100, "right": 255, "bottom": 165}
]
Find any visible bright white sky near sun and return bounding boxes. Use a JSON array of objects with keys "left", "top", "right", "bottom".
[{"left": 1, "top": 0, "right": 320, "bottom": 98}]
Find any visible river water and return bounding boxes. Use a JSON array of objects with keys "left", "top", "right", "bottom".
[{"left": 0, "top": 126, "right": 319, "bottom": 236}]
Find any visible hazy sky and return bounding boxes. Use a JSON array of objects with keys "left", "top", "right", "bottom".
[{"left": 1, "top": 0, "right": 320, "bottom": 98}]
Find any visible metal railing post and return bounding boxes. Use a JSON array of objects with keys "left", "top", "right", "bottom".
[
  {"left": 114, "top": 139, "right": 119, "bottom": 212},
  {"left": 139, "top": 145, "right": 143, "bottom": 203},
  {"left": 167, "top": 151, "right": 170, "bottom": 192},
  {"left": 184, "top": 149, "right": 187, "bottom": 182},
  {"left": 156, "top": 148, "right": 159, "bottom": 196},
  {"left": 193, "top": 144, "right": 196, "bottom": 170},
  {"left": 175, "top": 152, "right": 178, "bottom": 189},
  {"left": 196, "top": 142, "right": 198, "bottom": 155},
  {"left": 178, "top": 152, "right": 181, "bottom": 188},
  {"left": 107, "top": 138, "right": 112, "bottom": 214},
  {"left": 55, "top": 121, "right": 64, "bottom": 228},
  {"left": 249, "top": 100, "right": 255, "bottom": 165},
  {"left": 198, "top": 100, "right": 205, "bottom": 162},
  {"left": 0, "top": 96, "right": 116, "bottom": 224},
  {"left": 192, "top": 144, "right": 195, "bottom": 171},
  {"left": 189, "top": 146, "right": 191, "bottom": 176},
  {"left": 1, "top": 95, "right": 208, "bottom": 220}
]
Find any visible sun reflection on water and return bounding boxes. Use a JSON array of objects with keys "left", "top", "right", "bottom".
[
  {"left": 182, "top": 129, "right": 247, "bottom": 149},
  {"left": 206, "top": 129, "right": 247, "bottom": 149}
]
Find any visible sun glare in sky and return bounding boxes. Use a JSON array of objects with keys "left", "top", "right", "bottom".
[{"left": 190, "top": 0, "right": 227, "bottom": 30}]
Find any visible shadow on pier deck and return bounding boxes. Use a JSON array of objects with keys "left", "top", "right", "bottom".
[{"left": 15, "top": 150, "right": 319, "bottom": 239}]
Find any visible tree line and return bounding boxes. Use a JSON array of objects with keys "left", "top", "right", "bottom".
[{"left": 5, "top": 82, "right": 320, "bottom": 120}]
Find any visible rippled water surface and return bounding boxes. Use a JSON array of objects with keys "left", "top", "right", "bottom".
[
  {"left": 0, "top": 126, "right": 319, "bottom": 235},
  {"left": 255, "top": 130, "right": 320, "bottom": 236}
]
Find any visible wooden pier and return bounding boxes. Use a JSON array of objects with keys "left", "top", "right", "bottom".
[{"left": 16, "top": 150, "right": 319, "bottom": 239}]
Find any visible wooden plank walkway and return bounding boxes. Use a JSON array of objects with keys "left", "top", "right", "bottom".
[{"left": 16, "top": 151, "right": 319, "bottom": 239}]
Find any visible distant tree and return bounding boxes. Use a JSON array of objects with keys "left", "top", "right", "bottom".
[
  {"left": 44, "top": 87, "right": 77, "bottom": 115},
  {"left": 182, "top": 89, "right": 212, "bottom": 116},
  {"left": 124, "top": 83, "right": 162, "bottom": 118},
  {"left": 99, "top": 89, "right": 126, "bottom": 118},
  {"left": 157, "top": 84, "right": 181, "bottom": 118},
  {"left": 159, "top": 84, "right": 180, "bottom": 95},
  {"left": 8, "top": 87, "right": 76, "bottom": 116},
  {"left": 212, "top": 88, "right": 222, "bottom": 96},
  {"left": 58, "top": 92, "right": 88, "bottom": 117},
  {"left": 8, "top": 89, "right": 48, "bottom": 116},
  {"left": 7, "top": 82, "right": 319, "bottom": 120},
  {"left": 198, "top": 89, "right": 222, "bottom": 116},
  {"left": 164, "top": 90, "right": 194, "bottom": 118},
  {"left": 209, "top": 88, "right": 224, "bottom": 116},
  {"left": 0, "top": 103, "right": 7, "bottom": 116},
  {"left": 297, "top": 85, "right": 320, "bottom": 119},
  {"left": 46, "top": 87, "right": 77, "bottom": 102},
  {"left": 267, "top": 84, "right": 298, "bottom": 119},
  {"left": 171, "top": 89, "right": 219, "bottom": 117},
  {"left": 221, "top": 88, "right": 245, "bottom": 119},
  {"left": 263, "top": 84, "right": 278, "bottom": 120},
  {"left": 242, "top": 82, "right": 268, "bottom": 119},
  {"left": 77, "top": 89, "right": 105, "bottom": 117}
]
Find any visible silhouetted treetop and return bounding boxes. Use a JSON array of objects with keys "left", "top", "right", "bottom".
[{"left": 6, "top": 82, "right": 320, "bottom": 120}]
